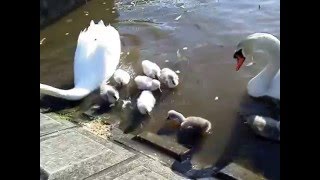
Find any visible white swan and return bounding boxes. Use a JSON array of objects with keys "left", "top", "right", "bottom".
[
  {"left": 113, "top": 69, "right": 131, "bottom": 86},
  {"left": 141, "top": 60, "right": 161, "bottom": 79},
  {"left": 166, "top": 110, "right": 212, "bottom": 135},
  {"left": 100, "top": 83, "right": 119, "bottom": 104},
  {"left": 134, "top": 75, "right": 162, "bottom": 92},
  {"left": 137, "top": 90, "right": 156, "bottom": 115},
  {"left": 159, "top": 68, "right": 179, "bottom": 88},
  {"left": 233, "top": 33, "right": 280, "bottom": 100},
  {"left": 40, "top": 20, "right": 121, "bottom": 100}
]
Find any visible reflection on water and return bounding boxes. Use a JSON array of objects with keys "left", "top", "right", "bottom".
[{"left": 40, "top": 0, "right": 279, "bottom": 179}]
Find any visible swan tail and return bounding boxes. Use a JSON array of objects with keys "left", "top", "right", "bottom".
[{"left": 40, "top": 83, "right": 91, "bottom": 101}]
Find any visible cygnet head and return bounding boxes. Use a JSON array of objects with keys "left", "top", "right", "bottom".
[
  {"left": 100, "top": 84, "right": 120, "bottom": 103},
  {"left": 233, "top": 33, "right": 280, "bottom": 71},
  {"left": 167, "top": 74, "right": 179, "bottom": 87},
  {"left": 151, "top": 79, "right": 162, "bottom": 92},
  {"left": 166, "top": 110, "right": 185, "bottom": 124}
]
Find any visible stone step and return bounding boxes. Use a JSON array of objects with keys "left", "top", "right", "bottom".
[{"left": 134, "top": 131, "right": 191, "bottom": 161}]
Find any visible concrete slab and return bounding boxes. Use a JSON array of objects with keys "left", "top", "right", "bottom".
[{"left": 40, "top": 130, "right": 135, "bottom": 180}]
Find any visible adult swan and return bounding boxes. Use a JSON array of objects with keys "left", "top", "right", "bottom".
[
  {"left": 40, "top": 20, "right": 121, "bottom": 101},
  {"left": 234, "top": 33, "right": 279, "bottom": 100},
  {"left": 234, "top": 33, "right": 280, "bottom": 141}
]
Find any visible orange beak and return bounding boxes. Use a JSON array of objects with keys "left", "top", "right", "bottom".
[
  {"left": 233, "top": 49, "right": 246, "bottom": 71},
  {"left": 236, "top": 56, "right": 245, "bottom": 71}
]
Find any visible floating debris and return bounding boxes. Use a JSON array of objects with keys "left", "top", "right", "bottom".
[
  {"left": 66, "top": 19, "right": 72, "bottom": 23},
  {"left": 102, "top": 2, "right": 106, "bottom": 4},
  {"left": 175, "top": 70, "right": 181, "bottom": 74},
  {"left": 183, "top": 47, "right": 188, "bottom": 50},
  {"left": 214, "top": 96, "right": 219, "bottom": 101},
  {"left": 112, "top": 11, "right": 116, "bottom": 13},
  {"left": 165, "top": 60, "right": 170, "bottom": 63},
  {"left": 84, "top": 11, "right": 89, "bottom": 16},
  {"left": 177, "top": 49, "right": 181, "bottom": 58},
  {"left": 175, "top": 15, "right": 182, "bottom": 21},
  {"left": 246, "top": 62, "right": 256, "bottom": 67},
  {"left": 112, "top": 6, "right": 116, "bottom": 9},
  {"left": 106, "top": 8, "right": 110, "bottom": 10},
  {"left": 127, "top": 52, "right": 130, "bottom": 55},
  {"left": 65, "top": 32, "right": 69, "bottom": 36},
  {"left": 40, "top": 38, "right": 46, "bottom": 45}
]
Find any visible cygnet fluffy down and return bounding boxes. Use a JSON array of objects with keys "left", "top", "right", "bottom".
[
  {"left": 142, "top": 60, "right": 161, "bottom": 79},
  {"left": 100, "top": 84, "right": 119, "bottom": 104},
  {"left": 137, "top": 90, "right": 156, "bottom": 115},
  {"left": 113, "top": 69, "right": 131, "bottom": 86},
  {"left": 134, "top": 75, "right": 161, "bottom": 92},
  {"left": 159, "top": 68, "right": 179, "bottom": 88},
  {"left": 166, "top": 110, "right": 212, "bottom": 135}
]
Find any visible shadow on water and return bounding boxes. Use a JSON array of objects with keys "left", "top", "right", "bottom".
[{"left": 40, "top": 84, "right": 80, "bottom": 113}]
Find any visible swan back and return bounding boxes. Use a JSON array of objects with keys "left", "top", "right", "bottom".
[{"left": 74, "top": 20, "right": 121, "bottom": 90}]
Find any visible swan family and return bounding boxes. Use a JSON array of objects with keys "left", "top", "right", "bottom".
[{"left": 40, "top": 20, "right": 280, "bottom": 141}]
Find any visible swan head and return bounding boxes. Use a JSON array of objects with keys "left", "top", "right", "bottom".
[
  {"left": 166, "top": 110, "right": 185, "bottom": 123},
  {"left": 233, "top": 33, "right": 280, "bottom": 71}
]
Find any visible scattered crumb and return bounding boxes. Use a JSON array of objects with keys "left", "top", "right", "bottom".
[
  {"left": 81, "top": 120, "right": 112, "bottom": 139},
  {"left": 175, "top": 15, "right": 182, "bottom": 21},
  {"left": 183, "top": 47, "right": 188, "bottom": 50},
  {"left": 106, "top": 8, "right": 110, "bottom": 10},
  {"left": 127, "top": 52, "right": 130, "bottom": 55},
  {"left": 112, "top": 11, "right": 116, "bottom": 13},
  {"left": 165, "top": 60, "right": 170, "bottom": 62},
  {"left": 65, "top": 32, "right": 69, "bottom": 36},
  {"left": 102, "top": 2, "right": 106, "bottom": 4},
  {"left": 112, "top": 6, "right": 116, "bottom": 9},
  {"left": 120, "top": 52, "right": 124, "bottom": 55},
  {"left": 214, "top": 96, "right": 219, "bottom": 101},
  {"left": 175, "top": 70, "right": 181, "bottom": 74}
]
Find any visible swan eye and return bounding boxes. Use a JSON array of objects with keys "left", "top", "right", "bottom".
[{"left": 233, "top": 49, "right": 244, "bottom": 59}]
